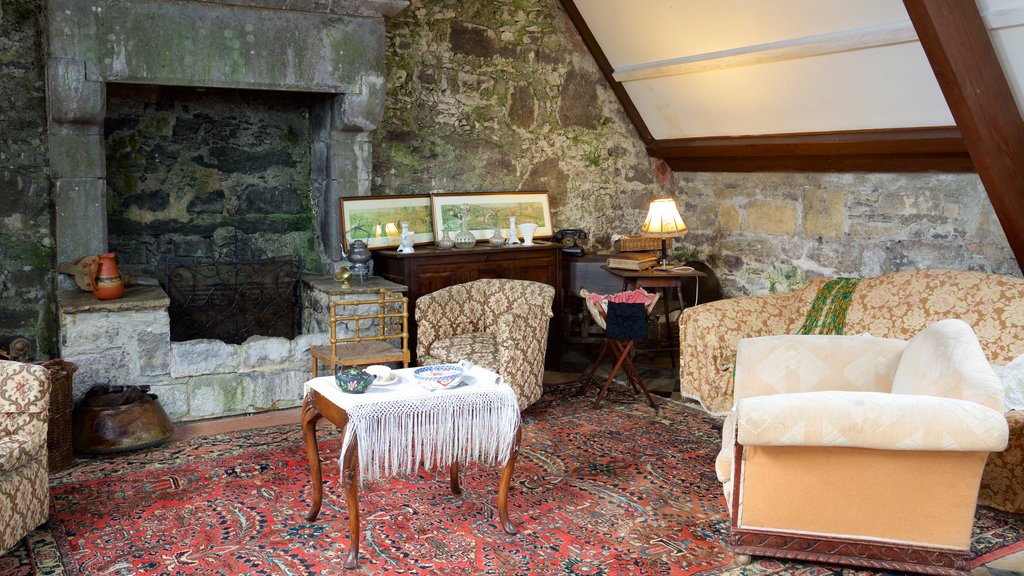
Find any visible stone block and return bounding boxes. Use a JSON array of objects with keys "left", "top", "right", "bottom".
[
  {"left": 803, "top": 189, "right": 846, "bottom": 238},
  {"left": 290, "top": 332, "right": 328, "bottom": 370},
  {"left": 55, "top": 178, "right": 106, "bottom": 264},
  {"left": 332, "top": 75, "right": 385, "bottom": 132},
  {"left": 249, "top": 370, "right": 306, "bottom": 410},
  {"left": 147, "top": 382, "right": 189, "bottom": 421},
  {"left": 46, "top": 58, "right": 105, "bottom": 124},
  {"left": 171, "top": 339, "right": 239, "bottom": 377},
  {"left": 186, "top": 374, "right": 253, "bottom": 419},
  {"left": 136, "top": 328, "right": 172, "bottom": 376},
  {"left": 744, "top": 200, "right": 797, "bottom": 235},
  {"left": 718, "top": 204, "right": 740, "bottom": 231},
  {"left": 242, "top": 336, "right": 293, "bottom": 369},
  {"left": 48, "top": 128, "right": 105, "bottom": 179},
  {"left": 66, "top": 350, "right": 131, "bottom": 400},
  {"left": 558, "top": 67, "right": 600, "bottom": 130},
  {"left": 449, "top": 22, "right": 498, "bottom": 58},
  {"left": 60, "top": 312, "right": 122, "bottom": 354}
]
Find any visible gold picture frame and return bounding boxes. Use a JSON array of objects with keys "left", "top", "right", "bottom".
[
  {"left": 339, "top": 194, "right": 435, "bottom": 250},
  {"left": 430, "top": 191, "right": 553, "bottom": 242}
]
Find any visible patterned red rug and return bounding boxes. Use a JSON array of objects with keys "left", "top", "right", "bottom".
[{"left": 3, "top": 393, "right": 1023, "bottom": 575}]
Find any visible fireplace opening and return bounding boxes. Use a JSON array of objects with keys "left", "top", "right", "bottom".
[
  {"left": 164, "top": 239, "right": 301, "bottom": 344},
  {"left": 104, "top": 84, "right": 323, "bottom": 281}
]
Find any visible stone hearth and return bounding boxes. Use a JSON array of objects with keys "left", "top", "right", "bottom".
[{"left": 47, "top": 0, "right": 408, "bottom": 420}]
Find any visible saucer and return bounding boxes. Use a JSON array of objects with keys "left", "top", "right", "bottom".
[{"left": 373, "top": 372, "right": 399, "bottom": 386}]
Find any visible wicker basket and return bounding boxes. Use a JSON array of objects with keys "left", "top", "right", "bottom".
[
  {"left": 37, "top": 359, "right": 77, "bottom": 473},
  {"left": 616, "top": 236, "right": 663, "bottom": 252}
]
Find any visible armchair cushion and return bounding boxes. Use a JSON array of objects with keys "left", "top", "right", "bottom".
[
  {"left": 892, "top": 318, "right": 1004, "bottom": 412},
  {"left": 736, "top": 391, "right": 1008, "bottom": 452},
  {"left": 420, "top": 334, "right": 498, "bottom": 369}
]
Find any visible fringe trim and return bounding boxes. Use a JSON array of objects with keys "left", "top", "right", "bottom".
[{"left": 339, "top": 388, "right": 520, "bottom": 485}]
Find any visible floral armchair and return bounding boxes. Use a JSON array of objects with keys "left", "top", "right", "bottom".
[
  {"left": 416, "top": 279, "right": 555, "bottom": 410},
  {"left": 0, "top": 360, "right": 51, "bottom": 554}
]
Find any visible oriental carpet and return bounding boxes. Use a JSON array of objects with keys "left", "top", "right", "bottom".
[{"left": 3, "top": 393, "right": 1023, "bottom": 575}]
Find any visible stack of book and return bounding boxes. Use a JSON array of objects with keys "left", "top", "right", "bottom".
[{"left": 606, "top": 252, "right": 658, "bottom": 271}]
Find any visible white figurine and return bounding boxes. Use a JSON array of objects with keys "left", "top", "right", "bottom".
[
  {"left": 506, "top": 215, "right": 521, "bottom": 245},
  {"left": 397, "top": 221, "right": 416, "bottom": 253}
]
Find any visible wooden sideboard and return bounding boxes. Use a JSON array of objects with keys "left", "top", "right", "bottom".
[{"left": 372, "top": 242, "right": 563, "bottom": 367}]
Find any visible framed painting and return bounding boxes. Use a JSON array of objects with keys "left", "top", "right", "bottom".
[
  {"left": 339, "top": 194, "right": 435, "bottom": 250},
  {"left": 430, "top": 191, "right": 553, "bottom": 242}
]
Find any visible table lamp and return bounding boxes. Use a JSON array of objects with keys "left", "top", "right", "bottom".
[{"left": 641, "top": 198, "right": 687, "bottom": 270}]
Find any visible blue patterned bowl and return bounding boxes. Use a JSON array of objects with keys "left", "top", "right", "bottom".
[
  {"left": 413, "top": 364, "right": 465, "bottom": 389},
  {"left": 335, "top": 367, "right": 374, "bottom": 394}
]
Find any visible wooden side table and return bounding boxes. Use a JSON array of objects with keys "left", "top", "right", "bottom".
[
  {"left": 601, "top": 266, "right": 706, "bottom": 364},
  {"left": 300, "top": 371, "right": 522, "bottom": 568}
]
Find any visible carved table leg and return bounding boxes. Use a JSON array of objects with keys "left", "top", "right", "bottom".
[
  {"left": 301, "top": 392, "right": 324, "bottom": 522},
  {"left": 497, "top": 425, "right": 522, "bottom": 535},
  {"left": 450, "top": 461, "right": 462, "bottom": 495},
  {"left": 342, "top": 436, "right": 361, "bottom": 569}
]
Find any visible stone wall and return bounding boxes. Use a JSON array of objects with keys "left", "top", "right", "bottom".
[
  {"left": 677, "top": 172, "right": 1021, "bottom": 296},
  {"left": 0, "top": 0, "right": 55, "bottom": 357},
  {"left": 372, "top": 0, "right": 676, "bottom": 247},
  {"left": 105, "top": 85, "right": 321, "bottom": 276}
]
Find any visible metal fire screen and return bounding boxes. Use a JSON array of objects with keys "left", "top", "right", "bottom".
[{"left": 164, "top": 242, "right": 301, "bottom": 344}]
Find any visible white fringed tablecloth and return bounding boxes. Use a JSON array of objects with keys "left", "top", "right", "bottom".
[{"left": 304, "top": 365, "right": 520, "bottom": 485}]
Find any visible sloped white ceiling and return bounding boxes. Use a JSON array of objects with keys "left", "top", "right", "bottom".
[{"left": 573, "top": 0, "right": 1024, "bottom": 139}]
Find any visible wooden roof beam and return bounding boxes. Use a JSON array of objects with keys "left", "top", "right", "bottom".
[{"left": 904, "top": 0, "right": 1024, "bottom": 268}]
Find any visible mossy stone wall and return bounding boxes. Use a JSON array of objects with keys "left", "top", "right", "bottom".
[
  {"left": 0, "top": 0, "right": 56, "bottom": 356},
  {"left": 105, "top": 86, "right": 320, "bottom": 275},
  {"left": 372, "top": 0, "right": 676, "bottom": 248}
]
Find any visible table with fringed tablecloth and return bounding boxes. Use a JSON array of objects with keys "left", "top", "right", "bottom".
[{"left": 300, "top": 365, "right": 522, "bottom": 568}]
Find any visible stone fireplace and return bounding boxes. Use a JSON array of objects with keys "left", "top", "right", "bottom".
[{"left": 47, "top": 0, "right": 409, "bottom": 421}]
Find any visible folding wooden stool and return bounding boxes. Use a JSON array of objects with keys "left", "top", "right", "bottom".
[{"left": 577, "top": 288, "right": 659, "bottom": 409}]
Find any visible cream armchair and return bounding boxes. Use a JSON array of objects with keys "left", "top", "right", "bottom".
[
  {"left": 416, "top": 279, "right": 555, "bottom": 410},
  {"left": 0, "top": 360, "right": 51, "bottom": 554},
  {"left": 719, "top": 319, "right": 1008, "bottom": 576}
]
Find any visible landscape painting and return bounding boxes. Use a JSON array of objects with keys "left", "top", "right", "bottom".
[
  {"left": 431, "top": 191, "right": 553, "bottom": 241},
  {"left": 339, "top": 195, "right": 435, "bottom": 250}
]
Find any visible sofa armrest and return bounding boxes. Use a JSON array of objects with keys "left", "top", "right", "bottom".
[
  {"left": 734, "top": 334, "right": 907, "bottom": 401},
  {"left": 0, "top": 361, "right": 50, "bottom": 414},
  {"left": 678, "top": 292, "right": 807, "bottom": 414},
  {"left": 495, "top": 303, "right": 553, "bottom": 410},
  {"left": 736, "top": 390, "right": 1009, "bottom": 452}
]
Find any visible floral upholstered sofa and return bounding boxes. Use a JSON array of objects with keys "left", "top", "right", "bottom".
[
  {"left": 0, "top": 360, "right": 51, "bottom": 554},
  {"left": 678, "top": 268, "right": 1024, "bottom": 513}
]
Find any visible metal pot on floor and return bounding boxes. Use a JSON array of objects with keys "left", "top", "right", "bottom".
[{"left": 72, "top": 385, "right": 174, "bottom": 455}]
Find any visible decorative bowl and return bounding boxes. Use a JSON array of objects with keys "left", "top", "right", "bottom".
[
  {"left": 335, "top": 366, "right": 375, "bottom": 394},
  {"left": 413, "top": 364, "right": 465, "bottom": 389}
]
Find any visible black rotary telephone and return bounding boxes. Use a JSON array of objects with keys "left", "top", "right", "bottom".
[{"left": 553, "top": 229, "right": 588, "bottom": 256}]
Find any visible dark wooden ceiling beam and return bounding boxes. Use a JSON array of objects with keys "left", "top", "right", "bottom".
[
  {"left": 904, "top": 0, "right": 1024, "bottom": 267},
  {"left": 650, "top": 127, "right": 973, "bottom": 172}
]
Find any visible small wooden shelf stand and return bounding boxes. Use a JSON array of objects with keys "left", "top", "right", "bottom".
[{"left": 310, "top": 291, "right": 410, "bottom": 376}]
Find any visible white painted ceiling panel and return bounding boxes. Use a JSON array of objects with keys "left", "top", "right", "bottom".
[
  {"left": 573, "top": 0, "right": 1024, "bottom": 139},
  {"left": 627, "top": 43, "right": 953, "bottom": 139}
]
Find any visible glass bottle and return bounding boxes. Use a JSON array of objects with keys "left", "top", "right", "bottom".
[
  {"left": 489, "top": 226, "right": 504, "bottom": 247},
  {"left": 436, "top": 228, "right": 455, "bottom": 250},
  {"left": 454, "top": 203, "right": 477, "bottom": 249}
]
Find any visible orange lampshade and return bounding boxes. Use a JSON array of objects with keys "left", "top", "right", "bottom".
[{"left": 641, "top": 198, "right": 687, "bottom": 237}]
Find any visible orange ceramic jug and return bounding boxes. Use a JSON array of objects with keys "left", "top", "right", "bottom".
[{"left": 89, "top": 253, "right": 125, "bottom": 300}]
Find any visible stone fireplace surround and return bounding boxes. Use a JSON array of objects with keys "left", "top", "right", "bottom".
[{"left": 47, "top": 0, "right": 409, "bottom": 420}]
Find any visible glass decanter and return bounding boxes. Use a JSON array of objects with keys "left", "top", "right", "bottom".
[
  {"left": 436, "top": 228, "right": 455, "bottom": 250},
  {"left": 454, "top": 203, "right": 477, "bottom": 249}
]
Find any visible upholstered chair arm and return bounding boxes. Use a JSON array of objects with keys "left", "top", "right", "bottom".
[
  {"left": 736, "top": 390, "right": 1009, "bottom": 452},
  {"left": 495, "top": 303, "right": 553, "bottom": 410},
  {"left": 734, "top": 334, "right": 908, "bottom": 402},
  {"left": 0, "top": 361, "right": 51, "bottom": 437},
  {"left": 679, "top": 291, "right": 813, "bottom": 414}
]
